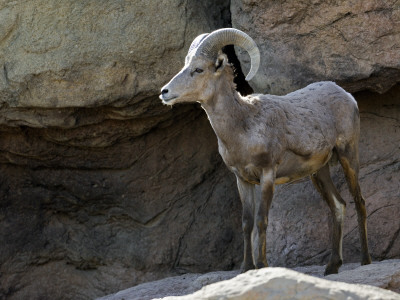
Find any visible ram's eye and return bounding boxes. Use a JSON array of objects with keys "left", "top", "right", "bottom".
[{"left": 194, "top": 68, "right": 203, "bottom": 73}]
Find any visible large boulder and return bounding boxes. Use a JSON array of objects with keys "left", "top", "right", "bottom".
[
  {"left": 231, "top": 0, "right": 400, "bottom": 95},
  {"left": 0, "top": 0, "right": 230, "bottom": 111}
]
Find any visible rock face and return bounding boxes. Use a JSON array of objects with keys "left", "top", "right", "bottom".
[
  {"left": 231, "top": 0, "right": 400, "bottom": 95},
  {"left": 0, "top": 0, "right": 400, "bottom": 299},
  {"left": 1, "top": 1, "right": 242, "bottom": 299},
  {"left": 0, "top": 0, "right": 230, "bottom": 111},
  {"left": 97, "top": 260, "right": 400, "bottom": 300}
]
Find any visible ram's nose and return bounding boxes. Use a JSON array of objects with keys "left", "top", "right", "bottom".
[{"left": 159, "top": 86, "right": 169, "bottom": 100}]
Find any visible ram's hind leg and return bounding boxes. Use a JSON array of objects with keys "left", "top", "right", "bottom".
[
  {"left": 337, "top": 143, "right": 372, "bottom": 266},
  {"left": 311, "top": 164, "right": 346, "bottom": 275}
]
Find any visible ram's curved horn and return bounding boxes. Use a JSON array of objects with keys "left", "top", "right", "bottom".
[
  {"left": 185, "top": 33, "right": 209, "bottom": 64},
  {"left": 193, "top": 28, "right": 260, "bottom": 81},
  {"left": 188, "top": 33, "right": 209, "bottom": 54}
]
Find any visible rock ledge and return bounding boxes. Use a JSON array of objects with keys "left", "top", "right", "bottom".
[{"left": 98, "top": 260, "right": 400, "bottom": 300}]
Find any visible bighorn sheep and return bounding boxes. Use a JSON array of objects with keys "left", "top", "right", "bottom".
[{"left": 160, "top": 28, "right": 372, "bottom": 275}]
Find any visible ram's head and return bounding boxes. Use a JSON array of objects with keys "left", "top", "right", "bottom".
[{"left": 160, "top": 28, "right": 260, "bottom": 105}]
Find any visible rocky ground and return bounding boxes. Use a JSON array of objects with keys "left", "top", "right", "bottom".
[{"left": 98, "top": 260, "right": 400, "bottom": 300}]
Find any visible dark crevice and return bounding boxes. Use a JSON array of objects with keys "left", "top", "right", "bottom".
[
  {"left": 220, "top": 0, "right": 254, "bottom": 96},
  {"left": 3, "top": 63, "right": 9, "bottom": 84},
  {"left": 223, "top": 45, "right": 254, "bottom": 96}
]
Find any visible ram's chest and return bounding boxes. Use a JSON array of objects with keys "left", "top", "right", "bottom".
[{"left": 218, "top": 140, "right": 266, "bottom": 185}]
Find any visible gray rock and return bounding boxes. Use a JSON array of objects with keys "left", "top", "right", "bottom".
[
  {"left": 231, "top": 0, "right": 400, "bottom": 95},
  {"left": 0, "top": 1, "right": 241, "bottom": 299},
  {"left": 97, "top": 271, "right": 240, "bottom": 300},
  {"left": 97, "top": 260, "right": 400, "bottom": 300},
  {"left": 326, "top": 259, "right": 400, "bottom": 293},
  {"left": 0, "top": 0, "right": 230, "bottom": 125}
]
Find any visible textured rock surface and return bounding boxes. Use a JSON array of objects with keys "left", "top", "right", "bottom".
[
  {"left": 0, "top": 109, "right": 243, "bottom": 299},
  {"left": 0, "top": 0, "right": 400, "bottom": 299},
  {"left": 161, "top": 268, "right": 400, "bottom": 300},
  {"left": 0, "top": 1, "right": 241, "bottom": 299},
  {"left": 97, "top": 260, "right": 400, "bottom": 300},
  {"left": 0, "top": 0, "right": 230, "bottom": 112},
  {"left": 97, "top": 270, "right": 240, "bottom": 300},
  {"left": 326, "top": 259, "right": 400, "bottom": 292},
  {"left": 232, "top": 0, "right": 400, "bottom": 95}
]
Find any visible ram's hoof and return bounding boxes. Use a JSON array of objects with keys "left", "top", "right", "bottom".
[
  {"left": 240, "top": 262, "right": 255, "bottom": 273},
  {"left": 324, "top": 263, "right": 340, "bottom": 276},
  {"left": 255, "top": 261, "right": 268, "bottom": 269}
]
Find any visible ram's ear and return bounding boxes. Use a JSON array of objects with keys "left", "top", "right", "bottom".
[{"left": 214, "top": 53, "right": 228, "bottom": 75}]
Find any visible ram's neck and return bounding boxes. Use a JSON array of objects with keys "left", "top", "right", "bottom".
[{"left": 201, "top": 80, "right": 252, "bottom": 147}]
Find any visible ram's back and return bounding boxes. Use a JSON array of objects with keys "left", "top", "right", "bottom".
[{"left": 257, "top": 82, "right": 359, "bottom": 156}]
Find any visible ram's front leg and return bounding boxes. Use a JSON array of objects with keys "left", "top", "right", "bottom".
[
  {"left": 254, "top": 168, "right": 275, "bottom": 269},
  {"left": 236, "top": 176, "right": 256, "bottom": 272}
]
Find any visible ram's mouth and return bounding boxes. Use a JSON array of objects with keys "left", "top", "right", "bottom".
[{"left": 159, "top": 95, "right": 178, "bottom": 104}]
